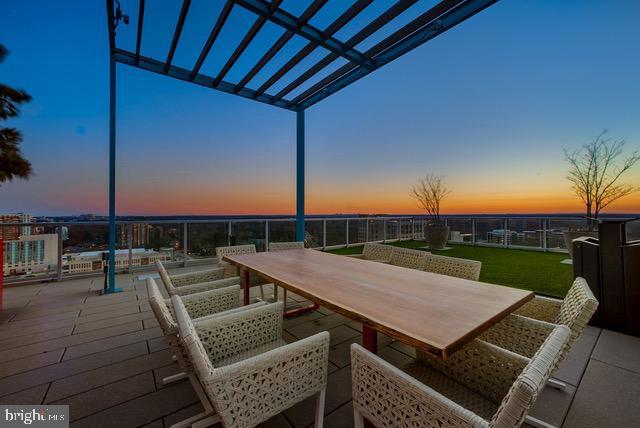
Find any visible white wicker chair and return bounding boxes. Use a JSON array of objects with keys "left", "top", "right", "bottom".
[
  {"left": 173, "top": 297, "right": 330, "bottom": 428},
  {"left": 147, "top": 278, "right": 266, "bottom": 428},
  {"left": 156, "top": 260, "right": 240, "bottom": 297},
  {"left": 480, "top": 277, "right": 598, "bottom": 380},
  {"left": 422, "top": 253, "right": 482, "bottom": 281},
  {"left": 268, "top": 241, "right": 305, "bottom": 251},
  {"left": 388, "top": 247, "right": 430, "bottom": 270},
  {"left": 268, "top": 241, "right": 305, "bottom": 311},
  {"left": 346, "top": 243, "right": 393, "bottom": 263},
  {"left": 216, "top": 244, "right": 268, "bottom": 301},
  {"left": 351, "top": 325, "right": 570, "bottom": 428}
]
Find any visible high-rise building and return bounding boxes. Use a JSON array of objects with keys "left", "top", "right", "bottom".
[
  {"left": 0, "top": 213, "right": 34, "bottom": 240},
  {"left": 2, "top": 234, "right": 58, "bottom": 276},
  {"left": 117, "top": 223, "right": 151, "bottom": 248}
]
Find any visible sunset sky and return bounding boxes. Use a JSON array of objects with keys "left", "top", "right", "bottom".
[{"left": 1, "top": 0, "right": 639, "bottom": 216}]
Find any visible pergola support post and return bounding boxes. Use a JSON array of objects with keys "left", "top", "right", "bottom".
[
  {"left": 296, "top": 109, "right": 305, "bottom": 242},
  {"left": 105, "top": 0, "right": 122, "bottom": 294}
]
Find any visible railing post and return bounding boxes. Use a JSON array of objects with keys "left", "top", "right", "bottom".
[
  {"left": 265, "top": 220, "right": 269, "bottom": 251},
  {"left": 472, "top": 218, "right": 477, "bottom": 246},
  {"left": 366, "top": 218, "right": 370, "bottom": 243},
  {"left": 127, "top": 224, "right": 133, "bottom": 273},
  {"left": 56, "top": 223, "right": 63, "bottom": 282},
  {"left": 411, "top": 218, "right": 415, "bottom": 239},
  {"left": 183, "top": 222, "right": 188, "bottom": 258},
  {"left": 504, "top": 218, "right": 509, "bottom": 248},
  {"left": 397, "top": 219, "right": 401, "bottom": 241},
  {"left": 383, "top": 219, "right": 387, "bottom": 243},
  {"left": 346, "top": 219, "right": 350, "bottom": 247},
  {"left": 227, "top": 221, "right": 232, "bottom": 246},
  {"left": 322, "top": 219, "right": 327, "bottom": 250},
  {"left": 542, "top": 218, "right": 548, "bottom": 252}
]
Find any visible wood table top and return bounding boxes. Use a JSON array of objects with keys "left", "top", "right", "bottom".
[{"left": 224, "top": 249, "right": 533, "bottom": 359}]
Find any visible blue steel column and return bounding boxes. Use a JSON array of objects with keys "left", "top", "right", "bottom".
[
  {"left": 296, "top": 109, "right": 305, "bottom": 241},
  {"left": 106, "top": 0, "right": 122, "bottom": 294}
]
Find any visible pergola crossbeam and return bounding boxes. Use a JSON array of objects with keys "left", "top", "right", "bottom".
[
  {"left": 134, "top": 0, "right": 145, "bottom": 65},
  {"left": 190, "top": 0, "right": 234, "bottom": 80},
  {"left": 164, "top": 0, "right": 191, "bottom": 73},
  {"left": 230, "top": 0, "right": 370, "bottom": 67}
]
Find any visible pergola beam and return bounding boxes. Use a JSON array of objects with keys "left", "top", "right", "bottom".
[
  {"left": 190, "top": 1, "right": 234, "bottom": 80},
  {"left": 297, "top": 0, "right": 496, "bottom": 108},
  {"left": 164, "top": 0, "right": 191, "bottom": 73},
  {"left": 273, "top": 0, "right": 417, "bottom": 102},
  {"left": 135, "top": 0, "right": 145, "bottom": 65},
  {"left": 233, "top": 0, "right": 327, "bottom": 93},
  {"left": 114, "top": 49, "right": 296, "bottom": 111},
  {"left": 230, "top": 0, "right": 370, "bottom": 67},
  {"left": 253, "top": 0, "right": 372, "bottom": 98},
  {"left": 214, "top": 0, "right": 283, "bottom": 86}
]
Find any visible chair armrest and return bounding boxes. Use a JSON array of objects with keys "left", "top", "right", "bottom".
[
  {"left": 170, "top": 277, "right": 240, "bottom": 296},
  {"left": 204, "top": 332, "right": 330, "bottom": 428},
  {"left": 178, "top": 284, "right": 241, "bottom": 318},
  {"left": 479, "top": 314, "right": 556, "bottom": 359},
  {"left": 514, "top": 295, "right": 562, "bottom": 323},
  {"left": 197, "top": 301, "right": 268, "bottom": 322},
  {"left": 170, "top": 267, "right": 224, "bottom": 286},
  {"left": 193, "top": 302, "right": 284, "bottom": 364},
  {"left": 418, "top": 338, "right": 529, "bottom": 405},
  {"left": 351, "top": 344, "right": 489, "bottom": 428}
]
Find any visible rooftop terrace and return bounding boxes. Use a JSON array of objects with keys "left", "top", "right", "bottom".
[{"left": 1, "top": 259, "right": 639, "bottom": 427}]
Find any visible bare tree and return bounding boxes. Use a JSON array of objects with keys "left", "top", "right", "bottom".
[
  {"left": 411, "top": 174, "right": 451, "bottom": 224},
  {"left": 565, "top": 130, "right": 639, "bottom": 229}
]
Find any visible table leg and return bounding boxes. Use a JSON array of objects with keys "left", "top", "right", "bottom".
[
  {"left": 242, "top": 269, "right": 250, "bottom": 305},
  {"left": 362, "top": 324, "right": 377, "bottom": 353},
  {"left": 362, "top": 324, "right": 378, "bottom": 428}
]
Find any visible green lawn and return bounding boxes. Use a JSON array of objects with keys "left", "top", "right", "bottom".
[{"left": 327, "top": 240, "right": 573, "bottom": 298}]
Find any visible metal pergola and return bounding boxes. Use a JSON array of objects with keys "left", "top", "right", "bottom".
[{"left": 105, "top": 0, "right": 497, "bottom": 292}]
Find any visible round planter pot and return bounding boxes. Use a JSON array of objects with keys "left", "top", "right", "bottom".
[
  {"left": 563, "top": 230, "right": 598, "bottom": 257},
  {"left": 425, "top": 225, "right": 450, "bottom": 250}
]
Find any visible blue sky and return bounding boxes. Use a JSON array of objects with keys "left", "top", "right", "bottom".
[{"left": 1, "top": 0, "right": 639, "bottom": 215}]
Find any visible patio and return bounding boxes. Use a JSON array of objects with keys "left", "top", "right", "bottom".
[{"left": 1, "top": 263, "right": 639, "bottom": 427}]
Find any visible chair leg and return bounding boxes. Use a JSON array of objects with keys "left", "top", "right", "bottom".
[
  {"left": 314, "top": 388, "right": 326, "bottom": 428},
  {"left": 162, "top": 371, "right": 187, "bottom": 385},
  {"left": 525, "top": 415, "right": 557, "bottom": 428},
  {"left": 353, "top": 408, "right": 364, "bottom": 428},
  {"left": 548, "top": 378, "right": 567, "bottom": 391},
  {"left": 259, "top": 284, "right": 265, "bottom": 301}
]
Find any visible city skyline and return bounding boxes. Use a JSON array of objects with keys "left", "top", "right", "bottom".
[{"left": 1, "top": 0, "right": 639, "bottom": 216}]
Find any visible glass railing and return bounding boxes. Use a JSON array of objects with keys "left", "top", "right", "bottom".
[{"left": 3, "top": 215, "right": 637, "bottom": 284}]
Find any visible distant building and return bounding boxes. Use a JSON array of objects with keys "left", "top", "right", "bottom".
[
  {"left": 118, "top": 223, "right": 150, "bottom": 248},
  {"left": 63, "top": 248, "right": 169, "bottom": 274},
  {"left": 0, "top": 213, "right": 34, "bottom": 240},
  {"left": 2, "top": 234, "right": 58, "bottom": 276}
]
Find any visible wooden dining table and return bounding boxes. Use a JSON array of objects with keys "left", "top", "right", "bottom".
[{"left": 223, "top": 248, "right": 533, "bottom": 359}]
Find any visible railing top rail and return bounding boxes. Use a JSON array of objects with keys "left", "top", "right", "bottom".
[{"left": 1, "top": 215, "right": 637, "bottom": 229}]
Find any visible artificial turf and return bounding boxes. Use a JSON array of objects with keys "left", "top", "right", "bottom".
[{"left": 327, "top": 240, "right": 573, "bottom": 298}]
